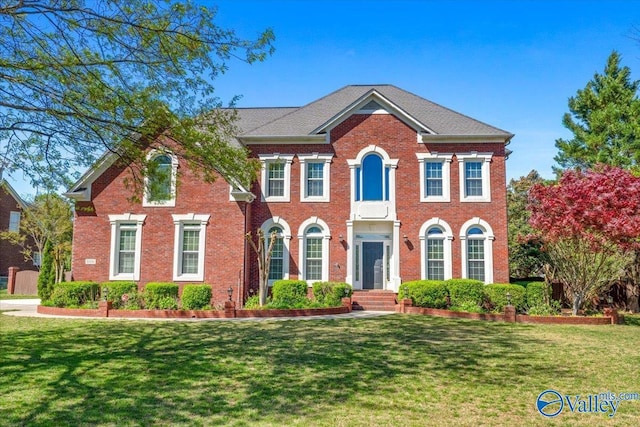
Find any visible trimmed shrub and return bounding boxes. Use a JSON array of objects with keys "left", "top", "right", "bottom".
[
  {"left": 50, "top": 281, "right": 99, "bottom": 308},
  {"left": 100, "top": 281, "right": 137, "bottom": 308},
  {"left": 312, "top": 281, "right": 353, "bottom": 307},
  {"left": 398, "top": 280, "right": 448, "bottom": 309},
  {"left": 271, "top": 280, "right": 309, "bottom": 307},
  {"left": 525, "top": 281, "right": 547, "bottom": 308},
  {"left": 445, "top": 279, "right": 485, "bottom": 307},
  {"left": 156, "top": 296, "right": 179, "bottom": 310},
  {"left": 144, "top": 282, "right": 179, "bottom": 309},
  {"left": 484, "top": 284, "right": 526, "bottom": 312},
  {"left": 181, "top": 284, "right": 212, "bottom": 310}
]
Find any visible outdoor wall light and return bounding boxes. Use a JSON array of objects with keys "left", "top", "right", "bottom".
[
  {"left": 227, "top": 286, "right": 233, "bottom": 302},
  {"left": 403, "top": 234, "right": 409, "bottom": 243},
  {"left": 339, "top": 234, "right": 344, "bottom": 242}
]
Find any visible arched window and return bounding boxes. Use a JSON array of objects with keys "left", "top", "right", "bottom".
[
  {"left": 268, "top": 226, "right": 285, "bottom": 281},
  {"left": 144, "top": 151, "right": 177, "bottom": 207},
  {"left": 304, "top": 226, "right": 323, "bottom": 281},
  {"left": 420, "top": 218, "right": 453, "bottom": 280},
  {"left": 349, "top": 145, "right": 397, "bottom": 205},
  {"left": 426, "top": 227, "right": 446, "bottom": 280},
  {"left": 297, "top": 217, "right": 331, "bottom": 283},
  {"left": 466, "top": 227, "right": 485, "bottom": 281},
  {"left": 460, "top": 218, "right": 494, "bottom": 283}
]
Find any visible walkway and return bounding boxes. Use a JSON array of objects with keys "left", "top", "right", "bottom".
[{"left": 0, "top": 299, "right": 395, "bottom": 322}]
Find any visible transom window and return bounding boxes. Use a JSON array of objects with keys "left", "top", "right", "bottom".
[{"left": 268, "top": 226, "right": 285, "bottom": 281}]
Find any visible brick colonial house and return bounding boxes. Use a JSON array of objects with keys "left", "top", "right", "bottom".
[
  {"left": 66, "top": 85, "right": 513, "bottom": 303},
  {"left": 1, "top": 179, "right": 35, "bottom": 279}
]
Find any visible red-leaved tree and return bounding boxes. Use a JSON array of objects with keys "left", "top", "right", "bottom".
[{"left": 528, "top": 166, "right": 640, "bottom": 314}]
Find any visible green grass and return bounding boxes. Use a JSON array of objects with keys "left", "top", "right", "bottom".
[
  {"left": 0, "top": 289, "right": 37, "bottom": 299},
  {"left": 1, "top": 314, "right": 639, "bottom": 426}
]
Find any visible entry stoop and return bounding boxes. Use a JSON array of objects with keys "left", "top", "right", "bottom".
[{"left": 351, "top": 290, "right": 397, "bottom": 311}]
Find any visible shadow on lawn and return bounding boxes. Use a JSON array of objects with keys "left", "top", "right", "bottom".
[{"left": 0, "top": 315, "right": 557, "bottom": 425}]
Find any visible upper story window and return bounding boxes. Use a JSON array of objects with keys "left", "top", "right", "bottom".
[
  {"left": 259, "top": 154, "right": 294, "bottom": 202},
  {"left": 172, "top": 214, "right": 209, "bottom": 282},
  {"left": 8, "top": 211, "right": 20, "bottom": 232},
  {"left": 108, "top": 213, "right": 147, "bottom": 281},
  {"left": 416, "top": 153, "right": 453, "bottom": 202},
  {"left": 143, "top": 150, "right": 178, "bottom": 207},
  {"left": 356, "top": 154, "right": 390, "bottom": 201},
  {"left": 298, "top": 153, "right": 333, "bottom": 202},
  {"left": 458, "top": 153, "right": 492, "bottom": 202}
]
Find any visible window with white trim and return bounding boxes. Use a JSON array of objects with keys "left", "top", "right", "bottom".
[
  {"left": 268, "top": 226, "right": 285, "bottom": 281},
  {"left": 298, "top": 153, "right": 333, "bottom": 202},
  {"left": 419, "top": 218, "right": 453, "bottom": 280},
  {"left": 32, "top": 251, "right": 41, "bottom": 267},
  {"left": 416, "top": 153, "right": 452, "bottom": 202},
  {"left": 297, "top": 217, "right": 331, "bottom": 283},
  {"left": 259, "top": 154, "right": 294, "bottom": 202},
  {"left": 458, "top": 153, "right": 492, "bottom": 202},
  {"left": 460, "top": 218, "right": 494, "bottom": 283},
  {"left": 108, "top": 214, "right": 146, "bottom": 281},
  {"left": 172, "top": 214, "right": 209, "bottom": 281},
  {"left": 143, "top": 150, "right": 178, "bottom": 207},
  {"left": 8, "top": 211, "right": 20, "bottom": 232}
]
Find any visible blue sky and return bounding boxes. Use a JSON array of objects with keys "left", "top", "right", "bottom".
[{"left": 6, "top": 0, "right": 640, "bottom": 196}]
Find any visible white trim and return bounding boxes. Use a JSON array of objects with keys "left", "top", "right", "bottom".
[
  {"left": 457, "top": 152, "right": 492, "bottom": 202},
  {"left": 416, "top": 153, "right": 453, "bottom": 202},
  {"left": 314, "top": 90, "right": 434, "bottom": 135},
  {"left": 297, "top": 217, "right": 331, "bottom": 283},
  {"left": 298, "top": 153, "right": 333, "bottom": 202},
  {"left": 459, "top": 217, "right": 495, "bottom": 284},
  {"left": 419, "top": 218, "right": 454, "bottom": 280},
  {"left": 171, "top": 214, "right": 210, "bottom": 282},
  {"left": 259, "top": 154, "right": 294, "bottom": 202},
  {"left": 108, "top": 213, "right": 147, "bottom": 281},
  {"left": 261, "top": 217, "right": 292, "bottom": 284},
  {"left": 420, "top": 134, "right": 513, "bottom": 144},
  {"left": 143, "top": 149, "right": 178, "bottom": 207}
]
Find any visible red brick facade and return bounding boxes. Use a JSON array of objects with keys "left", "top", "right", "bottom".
[
  {"left": 0, "top": 181, "right": 34, "bottom": 276},
  {"left": 69, "top": 86, "right": 511, "bottom": 302}
]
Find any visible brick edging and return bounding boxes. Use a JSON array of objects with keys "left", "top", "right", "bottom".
[
  {"left": 398, "top": 299, "right": 621, "bottom": 325},
  {"left": 37, "top": 304, "right": 351, "bottom": 319}
]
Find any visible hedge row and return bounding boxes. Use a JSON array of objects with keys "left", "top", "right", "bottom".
[{"left": 399, "top": 279, "right": 551, "bottom": 313}]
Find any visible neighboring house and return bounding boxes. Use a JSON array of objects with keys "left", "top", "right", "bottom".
[
  {"left": 0, "top": 179, "right": 36, "bottom": 279},
  {"left": 66, "top": 85, "right": 513, "bottom": 301}
]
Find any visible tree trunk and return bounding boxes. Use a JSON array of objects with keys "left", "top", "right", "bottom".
[
  {"left": 626, "top": 282, "right": 640, "bottom": 313},
  {"left": 572, "top": 293, "right": 584, "bottom": 315}
]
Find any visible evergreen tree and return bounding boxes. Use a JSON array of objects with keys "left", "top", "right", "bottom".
[
  {"left": 554, "top": 51, "right": 640, "bottom": 172},
  {"left": 37, "top": 240, "right": 55, "bottom": 301}
]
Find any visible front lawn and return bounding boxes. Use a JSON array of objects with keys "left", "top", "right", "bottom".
[
  {"left": 0, "top": 289, "right": 37, "bottom": 300},
  {"left": 1, "top": 314, "right": 639, "bottom": 426}
]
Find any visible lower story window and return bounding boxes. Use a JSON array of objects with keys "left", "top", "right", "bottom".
[
  {"left": 108, "top": 214, "right": 146, "bottom": 281},
  {"left": 172, "top": 214, "right": 209, "bottom": 281},
  {"left": 268, "top": 226, "right": 284, "bottom": 281},
  {"left": 118, "top": 225, "right": 137, "bottom": 274},
  {"left": 426, "top": 238, "right": 445, "bottom": 280},
  {"left": 305, "top": 237, "right": 323, "bottom": 280},
  {"left": 467, "top": 238, "right": 485, "bottom": 281}
]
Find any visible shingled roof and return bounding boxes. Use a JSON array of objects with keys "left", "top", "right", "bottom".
[{"left": 235, "top": 84, "right": 512, "bottom": 138}]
